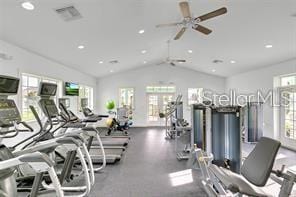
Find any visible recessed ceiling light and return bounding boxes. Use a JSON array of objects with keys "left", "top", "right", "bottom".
[
  {"left": 143, "top": 61, "right": 147, "bottom": 64},
  {"left": 78, "top": 45, "right": 85, "bottom": 49},
  {"left": 188, "top": 50, "right": 193, "bottom": 54},
  {"left": 265, "top": 44, "right": 273, "bottom": 48},
  {"left": 110, "top": 70, "right": 114, "bottom": 73},
  {"left": 138, "top": 29, "right": 145, "bottom": 34},
  {"left": 230, "top": 60, "right": 236, "bottom": 64},
  {"left": 22, "top": 1, "right": 34, "bottom": 10},
  {"left": 212, "top": 69, "right": 216, "bottom": 72},
  {"left": 99, "top": 61, "right": 103, "bottom": 64},
  {"left": 141, "top": 50, "right": 147, "bottom": 54}
]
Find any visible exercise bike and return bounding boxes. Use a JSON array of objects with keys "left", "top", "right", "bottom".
[{"left": 106, "top": 108, "right": 132, "bottom": 136}]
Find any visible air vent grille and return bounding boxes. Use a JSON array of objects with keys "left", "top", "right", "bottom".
[
  {"left": 0, "top": 53, "right": 13, "bottom": 60},
  {"left": 55, "top": 6, "right": 82, "bottom": 21},
  {"left": 109, "top": 60, "right": 119, "bottom": 64},
  {"left": 213, "top": 59, "right": 223, "bottom": 64}
]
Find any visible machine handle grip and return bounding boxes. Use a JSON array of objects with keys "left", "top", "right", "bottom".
[
  {"left": 59, "top": 103, "right": 71, "bottom": 119},
  {"left": 19, "top": 121, "right": 34, "bottom": 132},
  {"left": 0, "top": 130, "right": 17, "bottom": 135}
]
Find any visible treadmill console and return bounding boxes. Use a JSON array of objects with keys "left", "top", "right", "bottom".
[
  {"left": 0, "top": 99, "right": 21, "bottom": 127},
  {"left": 39, "top": 99, "right": 59, "bottom": 117}
]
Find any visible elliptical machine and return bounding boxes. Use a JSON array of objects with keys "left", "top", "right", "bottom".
[
  {"left": 106, "top": 108, "right": 132, "bottom": 136},
  {"left": 0, "top": 75, "right": 66, "bottom": 196},
  {"left": 105, "top": 100, "right": 132, "bottom": 136}
]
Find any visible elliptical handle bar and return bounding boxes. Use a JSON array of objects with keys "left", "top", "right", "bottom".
[
  {"left": 18, "top": 121, "right": 34, "bottom": 132},
  {"left": 59, "top": 103, "right": 71, "bottom": 120},
  {"left": 29, "top": 105, "right": 43, "bottom": 131}
]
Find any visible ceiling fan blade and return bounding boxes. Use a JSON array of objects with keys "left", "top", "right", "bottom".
[
  {"left": 193, "top": 25, "right": 212, "bottom": 35},
  {"left": 156, "top": 22, "right": 182, "bottom": 28},
  {"left": 195, "top": 7, "right": 227, "bottom": 22},
  {"left": 170, "top": 62, "right": 176, "bottom": 66},
  {"left": 174, "top": 27, "right": 186, "bottom": 40},
  {"left": 179, "top": 1, "right": 191, "bottom": 18}
]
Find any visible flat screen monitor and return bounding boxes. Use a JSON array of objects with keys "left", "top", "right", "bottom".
[
  {"left": 39, "top": 82, "right": 57, "bottom": 96},
  {"left": 0, "top": 75, "right": 20, "bottom": 95},
  {"left": 65, "top": 82, "right": 79, "bottom": 96}
]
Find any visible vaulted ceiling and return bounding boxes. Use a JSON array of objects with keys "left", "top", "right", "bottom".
[{"left": 1, "top": 0, "right": 296, "bottom": 77}]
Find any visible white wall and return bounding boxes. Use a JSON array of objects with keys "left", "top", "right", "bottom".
[
  {"left": 96, "top": 65, "right": 226, "bottom": 126},
  {"left": 0, "top": 39, "right": 97, "bottom": 114},
  {"left": 226, "top": 58, "right": 296, "bottom": 148}
]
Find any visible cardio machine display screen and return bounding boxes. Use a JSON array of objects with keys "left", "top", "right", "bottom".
[
  {"left": 0, "top": 102, "right": 11, "bottom": 109},
  {"left": 0, "top": 100, "right": 21, "bottom": 122},
  {"left": 0, "top": 76, "right": 19, "bottom": 95},
  {"left": 39, "top": 83, "right": 57, "bottom": 96}
]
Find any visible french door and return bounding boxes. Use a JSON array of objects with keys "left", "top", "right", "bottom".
[
  {"left": 279, "top": 86, "right": 296, "bottom": 149},
  {"left": 147, "top": 93, "right": 174, "bottom": 125}
]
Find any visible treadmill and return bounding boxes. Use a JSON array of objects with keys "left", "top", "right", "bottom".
[{"left": 37, "top": 82, "right": 123, "bottom": 164}]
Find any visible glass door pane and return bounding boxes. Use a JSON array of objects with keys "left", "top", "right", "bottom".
[
  {"left": 147, "top": 94, "right": 174, "bottom": 124},
  {"left": 148, "top": 95, "right": 159, "bottom": 121},
  {"left": 161, "top": 94, "right": 173, "bottom": 113}
]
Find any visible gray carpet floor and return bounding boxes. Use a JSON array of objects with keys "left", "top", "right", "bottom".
[{"left": 90, "top": 127, "right": 207, "bottom": 197}]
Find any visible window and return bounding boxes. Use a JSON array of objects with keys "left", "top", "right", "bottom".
[
  {"left": 282, "top": 89, "right": 296, "bottom": 140},
  {"left": 119, "top": 88, "right": 134, "bottom": 109},
  {"left": 148, "top": 95, "right": 159, "bottom": 121},
  {"left": 21, "top": 73, "right": 62, "bottom": 121},
  {"left": 281, "top": 75, "right": 296, "bottom": 86},
  {"left": 279, "top": 74, "right": 296, "bottom": 141},
  {"left": 119, "top": 88, "right": 134, "bottom": 120},
  {"left": 146, "top": 86, "right": 176, "bottom": 93},
  {"left": 79, "top": 85, "right": 94, "bottom": 110},
  {"left": 188, "top": 88, "right": 203, "bottom": 105}
]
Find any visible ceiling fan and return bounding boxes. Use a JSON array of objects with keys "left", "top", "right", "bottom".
[
  {"left": 156, "top": 1, "right": 227, "bottom": 40},
  {"left": 157, "top": 40, "right": 186, "bottom": 67}
]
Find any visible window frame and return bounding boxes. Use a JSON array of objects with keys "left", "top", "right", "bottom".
[
  {"left": 78, "top": 85, "right": 94, "bottom": 111},
  {"left": 119, "top": 87, "right": 135, "bottom": 109},
  {"left": 280, "top": 74, "right": 296, "bottom": 87},
  {"left": 279, "top": 85, "right": 296, "bottom": 142},
  {"left": 146, "top": 85, "right": 176, "bottom": 94},
  {"left": 146, "top": 85, "right": 176, "bottom": 124}
]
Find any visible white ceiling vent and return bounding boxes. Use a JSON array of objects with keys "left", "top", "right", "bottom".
[
  {"left": 213, "top": 59, "right": 223, "bottom": 64},
  {"left": 109, "top": 60, "right": 119, "bottom": 64},
  {"left": 0, "top": 53, "right": 13, "bottom": 60},
  {"left": 55, "top": 5, "right": 82, "bottom": 21}
]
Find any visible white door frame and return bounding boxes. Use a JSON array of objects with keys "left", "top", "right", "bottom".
[
  {"left": 146, "top": 93, "right": 175, "bottom": 126},
  {"left": 279, "top": 86, "right": 296, "bottom": 149}
]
